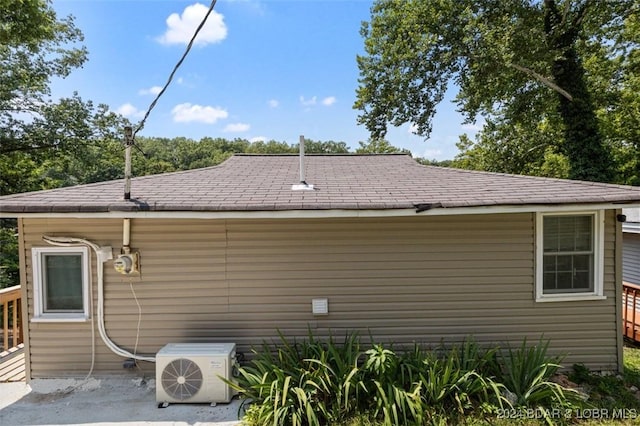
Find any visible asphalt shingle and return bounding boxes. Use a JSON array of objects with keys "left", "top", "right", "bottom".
[{"left": 1, "top": 154, "right": 639, "bottom": 213}]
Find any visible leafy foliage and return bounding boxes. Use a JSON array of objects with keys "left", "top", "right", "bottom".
[
  {"left": 355, "top": 0, "right": 638, "bottom": 183},
  {"left": 0, "top": 220, "right": 19, "bottom": 289},
  {"left": 495, "top": 338, "right": 581, "bottom": 411},
  {"left": 229, "top": 331, "right": 365, "bottom": 426},
  {"left": 1, "top": 0, "right": 89, "bottom": 157},
  {"left": 0, "top": 1, "right": 130, "bottom": 197},
  {"left": 231, "top": 331, "right": 580, "bottom": 426},
  {"left": 355, "top": 138, "right": 411, "bottom": 154}
]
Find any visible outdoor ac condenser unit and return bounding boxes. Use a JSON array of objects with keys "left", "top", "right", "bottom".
[{"left": 156, "top": 343, "right": 236, "bottom": 406}]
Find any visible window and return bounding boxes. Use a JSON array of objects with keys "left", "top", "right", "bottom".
[
  {"left": 32, "top": 247, "right": 90, "bottom": 321},
  {"left": 536, "top": 211, "right": 604, "bottom": 302}
]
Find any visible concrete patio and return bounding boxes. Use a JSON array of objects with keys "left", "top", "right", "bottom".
[{"left": 0, "top": 378, "right": 244, "bottom": 425}]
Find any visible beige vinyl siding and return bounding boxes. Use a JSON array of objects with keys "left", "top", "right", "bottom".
[
  {"left": 21, "top": 211, "right": 620, "bottom": 378},
  {"left": 623, "top": 232, "right": 640, "bottom": 285}
]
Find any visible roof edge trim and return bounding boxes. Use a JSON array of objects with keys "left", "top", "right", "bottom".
[{"left": 3, "top": 202, "right": 639, "bottom": 220}]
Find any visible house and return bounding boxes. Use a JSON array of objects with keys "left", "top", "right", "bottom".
[
  {"left": 1, "top": 154, "right": 640, "bottom": 380},
  {"left": 623, "top": 208, "right": 640, "bottom": 285}
]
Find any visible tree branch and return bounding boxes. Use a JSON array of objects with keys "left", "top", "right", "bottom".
[
  {"left": 544, "top": 0, "right": 562, "bottom": 23},
  {"left": 0, "top": 143, "right": 56, "bottom": 154},
  {"left": 560, "top": 0, "right": 572, "bottom": 27},
  {"left": 510, "top": 63, "right": 573, "bottom": 101},
  {"left": 572, "top": 0, "right": 593, "bottom": 28}
]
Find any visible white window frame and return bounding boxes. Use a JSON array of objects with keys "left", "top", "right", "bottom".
[
  {"left": 31, "top": 246, "right": 90, "bottom": 322},
  {"left": 536, "top": 210, "right": 605, "bottom": 302}
]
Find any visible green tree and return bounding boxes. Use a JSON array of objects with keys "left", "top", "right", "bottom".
[
  {"left": 246, "top": 140, "right": 296, "bottom": 154},
  {"left": 416, "top": 158, "right": 453, "bottom": 167},
  {"left": 0, "top": 1, "right": 125, "bottom": 288},
  {"left": 453, "top": 118, "right": 569, "bottom": 178},
  {"left": 593, "top": 9, "right": 640, "bottom": 186},
  {"left": 20, "top": 95, "right": 128, "bottom": 188},
  {"left": 1, "top": 1, "right": 127, "bottom": 195},
  {"left": 301, "top": 138, "right": 350, "bottom": 153},
  {"left": 0, "top": 226, "right": 19, "bottom": 288},
  {"left": 355, "top": 0, "right": 636, "bottom": 182},
  {"left": 1, "top": 0, "right": 87, "bottom": 157},
  {"left": 355, "top": 138, "right": 411, "bottom": 154},
  {"left": 452, "top": 6, "right": 639, "bottom": 185}
]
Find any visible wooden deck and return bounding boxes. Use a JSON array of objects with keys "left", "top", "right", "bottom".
[
  {"left": 0, "top": 284, "right": 25, "bottom": 382},
  {"left": 1, "top": 285, "right": 23, "bottom": 352},
  {"left": 623, "top": 282, "right": 640, "bottom": 343},
  {"left": 0, "top": 343, "right": 25, "bottom": 382}
]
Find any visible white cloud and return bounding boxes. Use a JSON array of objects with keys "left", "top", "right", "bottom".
[
  {"left": 171, "top": 103, "right": 228, "bottom": 124},
  {"left": 138, "top": 86, "right": 162, "bottom": 96},
  {"left": 157, "top": 3, "right": 227, "bottom": 46},
  {"left": 300, "top": 95, "right": 336, "bottom": 107},
  {"left": 408, "top": 123, "right": 419, "bottom": 134},
  {"left": 250, "top": 136, "right": 267, "bottom": 143},
  {"left": 268, "top": 99, "right": 279, "bottom": 108},
  {"left": 223, "top": 122, "right": 250, "bottom": 132},
  {"left": 321, "top": 96, "right": 336, "bottom": 106},
  {"left": 299, "top": 96, "right": 317, "bottom": 106},
  {"left": 116, "top": 103, "right": 144, "bottom": 118}
]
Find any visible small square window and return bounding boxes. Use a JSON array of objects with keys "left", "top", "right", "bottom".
[
  {"left": 536, "top": 211, "right": 604, "bottom": 302},
  {"left": 32, "top": 247, "right": 90, "bottom": 321}
]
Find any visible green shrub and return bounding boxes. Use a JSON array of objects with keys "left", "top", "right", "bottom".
[
  {"left": 229, "top": 330, "right": 365, "bottom": 425},
  {"left": 230, "top": 332, "right": 582, "bottom": 426},
  {"left": 495, "top": 338, "right": 583, "bottom": 422},
  {"left": 361, "top": 344, "right": 424, "bottom": 425},
  {"left": 418, "top": 341, "right": 506, "bottom": 420}
]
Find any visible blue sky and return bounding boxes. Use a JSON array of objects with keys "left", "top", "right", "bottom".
[{"left": 52, "top": 0, "right": 478, "bottom": 160}]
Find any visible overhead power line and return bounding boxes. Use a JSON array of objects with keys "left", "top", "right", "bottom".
[{"left": 133, "top": 0, "right": 218, "bottom": 139}]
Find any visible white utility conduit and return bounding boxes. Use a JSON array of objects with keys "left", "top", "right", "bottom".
[
  {"left": 43, "top": 235, "right": 155, "bottom": 362},
  {"left": 122, "top": 218, "right": 131, "bottom": 254}
]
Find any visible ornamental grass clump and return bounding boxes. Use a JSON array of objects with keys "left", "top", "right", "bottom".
[
  {"left": 361, "top": 344, "right": 425, "bottom": 425},
  {"left": 495, "top": 338, "right": 584, "bottom": 421},
  {"left": 229, "top": 331, "right": 581, "bottom": 426},
  {"left": 228, "top": 330, "right": 366, "bottom": 426}
]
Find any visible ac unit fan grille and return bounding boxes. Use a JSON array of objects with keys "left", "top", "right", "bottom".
[{"left": 161, "top": 358, "right": 203, "bottom": 401}]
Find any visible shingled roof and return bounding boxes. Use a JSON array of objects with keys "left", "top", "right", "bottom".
[{"left": 1, "top": 154, "right": 639, "bottom": 215}]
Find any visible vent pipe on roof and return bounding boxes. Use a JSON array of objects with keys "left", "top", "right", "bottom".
[
  {"left": 299, "top": 134, "right": 306, "bottom": 184},
  {"left": 124, "top": 126, "right": 133, "bottom": 200},
  {"left": 292, "top": 135, "right": 314, "bottom": 191}
]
